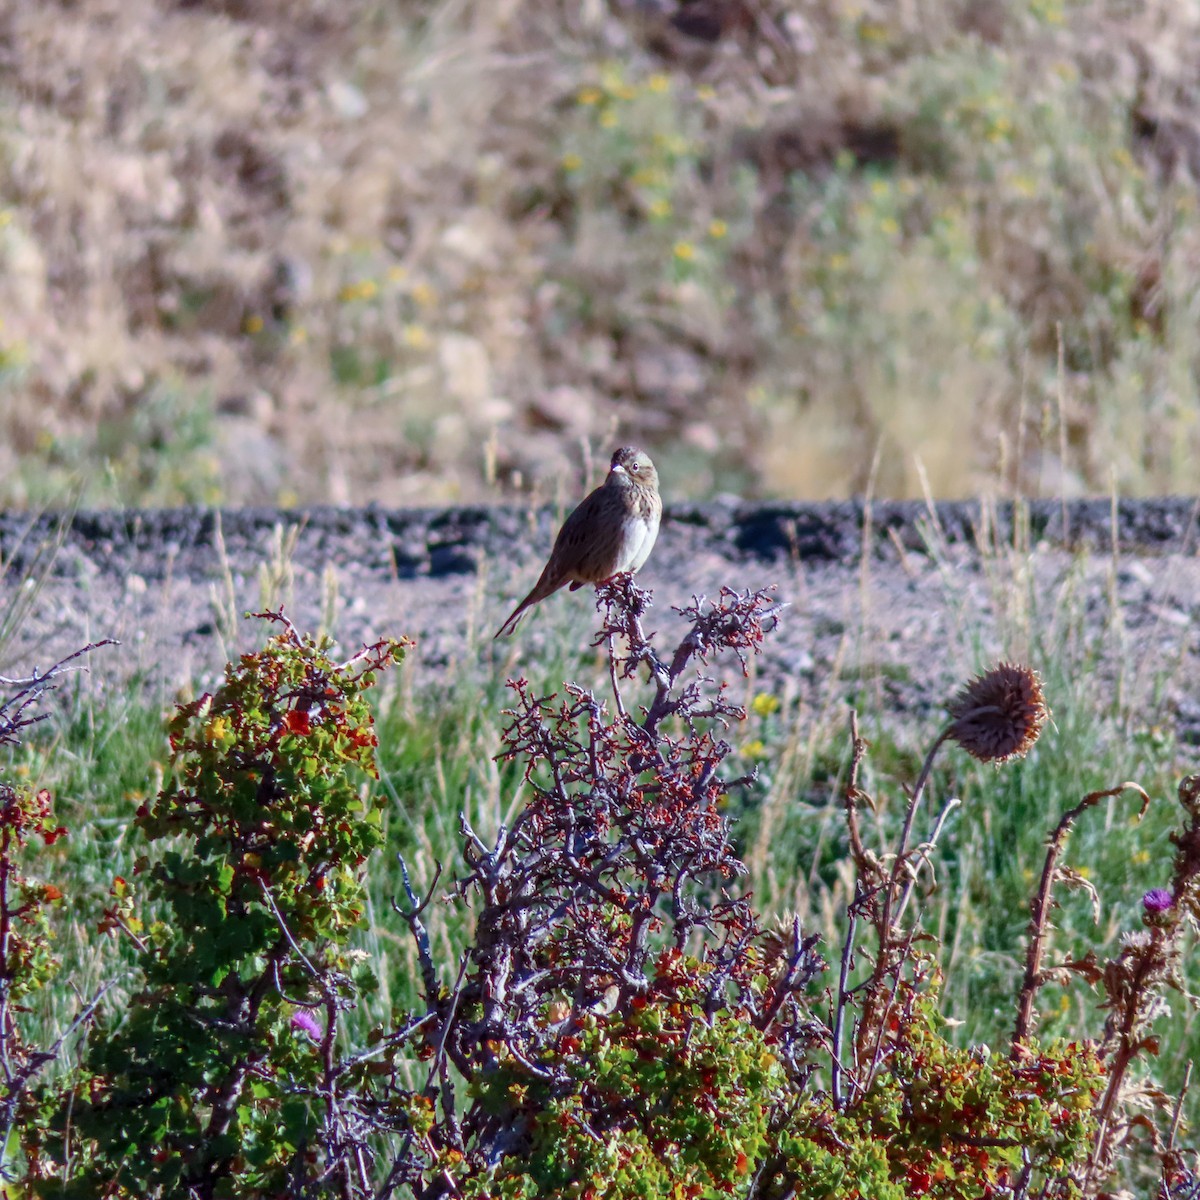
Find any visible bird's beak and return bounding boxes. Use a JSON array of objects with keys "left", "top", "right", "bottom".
[{"left": 610, "top": 463, "right": 627, "bottom": 476}]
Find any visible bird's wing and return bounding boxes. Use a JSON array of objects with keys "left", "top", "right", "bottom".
[
  {"left": 492, "top": 484, "right": 610, "bottom": 638},
  {"left": 546, "top": 485, "right": 607, "bottom": 571}
]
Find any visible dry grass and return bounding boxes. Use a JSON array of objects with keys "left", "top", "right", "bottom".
[{"left": 2, "top": 0, "right": 1200, "bottom": 507}]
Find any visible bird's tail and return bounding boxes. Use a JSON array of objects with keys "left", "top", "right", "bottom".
[
  {"left": 493, "top": 566, "right": 565, "bottom": 638},
  {"left": 493, "top": 602, "right": 528, "bottom": 639}
]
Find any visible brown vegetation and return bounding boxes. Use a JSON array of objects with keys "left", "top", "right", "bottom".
[{"left": 2, "top": 1, "right": 1199, "bottom": 507}]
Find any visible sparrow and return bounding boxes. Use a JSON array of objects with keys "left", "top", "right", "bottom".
[{"left": 494, "top": 446, "right": 662, "bottom": 638}]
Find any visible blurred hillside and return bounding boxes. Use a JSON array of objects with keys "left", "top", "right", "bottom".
[{"left": 1, "top": 0, "right": 1198, "bottom": 507}]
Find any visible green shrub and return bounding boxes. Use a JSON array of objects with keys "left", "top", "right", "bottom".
[{"left": 25, "top": 616, "right": 405, "bottom": 1197}]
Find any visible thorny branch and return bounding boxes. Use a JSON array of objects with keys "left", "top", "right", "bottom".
[
  {"left": 833, "top": 667, "right": 1051, "bottom": 1114},
  {"left": 0, "top": 639, "right": 118, "bottom": 747},
  {"left": 374, "top": 579, "right": 820, "bottom": 1195},
  {"left": 833, "top": 711, "right": 963, "bottom": 1109},
  {"left": 1012, "top": 782, "right": 1151, "bottom": 1052},
  {"left": 1079, "top": 775, "right": 1200, "bottom": 1196},
  {"left": 0, "top": 639, "right": 117, "bottom": 1181}
]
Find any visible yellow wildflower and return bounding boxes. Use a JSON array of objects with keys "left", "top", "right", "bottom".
[
  {"left": 338, "top": 280, "right": 378, "bottom": 303},
  {"left": 411, "top": 281, "right": 438, "bottom": 308}
]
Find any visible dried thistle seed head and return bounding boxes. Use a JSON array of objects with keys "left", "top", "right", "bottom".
[{"left": 947, "top": 662, "right": 1048, "bottom": 763}]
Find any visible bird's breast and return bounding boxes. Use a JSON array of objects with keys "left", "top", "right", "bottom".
[{"left": 617, "top": 508, "right": 661, "bottom": 574}]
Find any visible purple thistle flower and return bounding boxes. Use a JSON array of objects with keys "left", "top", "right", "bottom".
[
  {"left": 1142, "top": 888, "right": 1174, "bottom": 915},
  {"left": 290, "top": 1009, "right": 322, "bottom": 1040}
]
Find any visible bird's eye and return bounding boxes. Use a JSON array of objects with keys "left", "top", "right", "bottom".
[{"left": 630, "top": 462, "right": 640, "bottom": 472}]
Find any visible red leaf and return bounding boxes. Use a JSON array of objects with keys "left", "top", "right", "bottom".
[
  {"left": 283, "top": 709, "right": 312, "bottom": 736},
  {"left": 42, "top": 824, "right": 68, "bottom": 845}
]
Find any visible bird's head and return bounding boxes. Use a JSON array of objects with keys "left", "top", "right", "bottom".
[{"left": 607, "top": 446, "right": 659, "bottom": 491}]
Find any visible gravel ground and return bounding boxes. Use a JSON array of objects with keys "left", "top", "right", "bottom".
[{"left": 2, "top": 498, "right": 1199, "bottom": 742}]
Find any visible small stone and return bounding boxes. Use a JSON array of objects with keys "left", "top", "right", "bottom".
[
  {"left": 529, "top": 387, "right": 593, "bottom": 434},
  {"left": 327, "top": 80, "right": 368, "bottom": 120},
  {"left": 439, "top": 334, "right": 492, "bottom": 405},
  {"left": 631, "top": 342, "right": 708, "bottom": 401},
  {"left": 1118, "top": 561, "right": 1155, "bottom": 587}
]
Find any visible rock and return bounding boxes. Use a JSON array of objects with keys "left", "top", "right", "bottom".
[
  {"left": 439, "top": 334, "right": 492, "bottom": 406},
  {"left": 528, "top": 387, "right": 594, "bottom": 434},
  {"left": 327, "top": 80, "right": 369, "bottom": 120}
]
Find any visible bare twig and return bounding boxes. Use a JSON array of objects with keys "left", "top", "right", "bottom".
[
  {"left": 0, "top": 639, "right": 118, "bottom": 690},
  {"left": 1167, "top": 1061, "right": 1192, "bottom": 1153},
  {"left": 875, "top": 723, "right": 954, "bottom": 955},
  {"left": 0, "top": 639, "right": 118, "bottom": 746},
  {"left": 392, "top": 856, "right": 444, "bottom": 1012},
  {"left": 831, "top": 880, "right": 860, "bottom": 1112},
  {"left": 0, "top": 980, "right": 115, "bottom": 1170},
  {"left": 260, "top": 877, "right": 321, "bottom": 980},
  {"left": 894, "top": 794, "right": 962, "bottom": 924}
]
